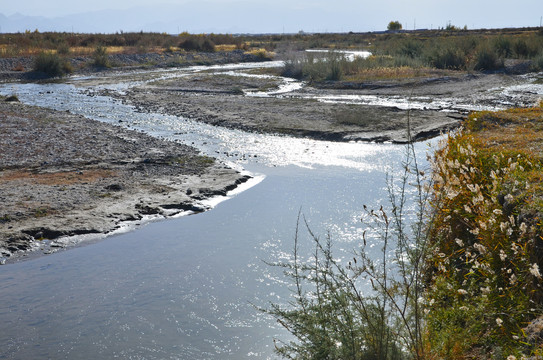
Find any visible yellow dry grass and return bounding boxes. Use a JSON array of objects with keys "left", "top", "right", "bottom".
[{"left": 215, "top": 44, "right": 238, "bottom": 51}]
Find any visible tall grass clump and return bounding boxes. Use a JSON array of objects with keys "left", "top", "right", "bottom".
[
  {"left": 282, "top": 51, "right": 346, "bottom": 82},
  {"left": 426, "top": 108, "right": 543, "bottom": 358},
  {"left": 264, "top": 118, "right": 433, "bottom": 360},
  {"left": 178, "top": 35, "right": 216, "bottom": 52},
  {"left": 92, "top": 45, "right": 110, "bottom": 67},
  {"left": 473, "top": 45, "right": 503, "bottom": 71},
  {"left": 32, "top": 51, "right": 72, "bottom": 77},
  {"left": 532, "top": 51, "right": 543, "bottom": 71}
]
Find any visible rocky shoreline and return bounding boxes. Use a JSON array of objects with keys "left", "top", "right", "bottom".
[{"left": 0, "top": 98, "right": 250, "bottom": 263}]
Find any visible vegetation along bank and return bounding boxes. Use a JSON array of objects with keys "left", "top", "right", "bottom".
[{"left": 426, "top": 103, "right": 543, "bottom": 358}]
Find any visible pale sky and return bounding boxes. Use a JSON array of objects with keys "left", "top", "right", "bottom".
[{"left": 1, "top": 0, "right": 542, "bottom": 34}]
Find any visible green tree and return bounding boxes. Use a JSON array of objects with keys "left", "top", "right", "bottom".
[{"left": 387, "top": 21, "right": 402, "bottom": 31}]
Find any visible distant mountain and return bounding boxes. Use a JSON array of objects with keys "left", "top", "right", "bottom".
[{"left": 0, "top": 1, "right": 375, "bottom": 34}]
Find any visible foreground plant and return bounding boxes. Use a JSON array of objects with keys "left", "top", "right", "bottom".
[{"left": 263, "top": 119, "right": 433, "bottom": 359}]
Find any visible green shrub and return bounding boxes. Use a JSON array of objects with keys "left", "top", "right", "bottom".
[
  {"left": 56, "top": 42, "right": 71, "bottom": 56},
  {"left": 513, "top": 39, "right": 530, "bottom": 58},
  {"left": 200, "top": 39, "right": 215, "bottom": 52},
  {"left": 473, "top": 45, "right": 503, "bottom": 71},
  {"left": 428, "top": 47, "right": 466, "bottom": 70},
  {"left": 92, "top": 45, "right": 110, "bottom": 67},
  {"left": 179, "top": 37, "right": 215, "bottom": 52},
  {"left": 532, "top": 51, "right": 543, "bottom": 71},
  {"left": 493, "top": 36, "right": 513, "bottom": 58},
  {"left": 33, "top": 51, "right": 69, "bottom": 77},
  {"left": 281, "top": 56, "right": 304, "bottom": 79},
  {"left": 398, "top": 39, "right": 423, "bottom": 58}
]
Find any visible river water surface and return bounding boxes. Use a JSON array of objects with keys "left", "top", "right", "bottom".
[{"left": 1, "top": 60, "right": 537, "bottom": 359}]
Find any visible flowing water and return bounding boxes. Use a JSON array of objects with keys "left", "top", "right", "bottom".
[{"left": 0, "top": 59, "right": 540, "bottom": 359}]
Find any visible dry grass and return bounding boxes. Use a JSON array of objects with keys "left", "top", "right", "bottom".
[
  {"left": 466, "top": 104, "right": 543, "bottom": 157},
  {"left": 215, "top": 44, "right": 238, "bottom": 51},
  {"left": 344, "top": 66, "right": 458, "bottom": 81}
]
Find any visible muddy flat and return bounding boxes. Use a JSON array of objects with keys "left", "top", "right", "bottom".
[{"left": 112, "top": 68, "right": 541, "bottom": 143}]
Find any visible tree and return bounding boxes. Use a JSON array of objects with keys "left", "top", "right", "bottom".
[{"left": 387, "top": 21, "right": 402, "bottom": 31}]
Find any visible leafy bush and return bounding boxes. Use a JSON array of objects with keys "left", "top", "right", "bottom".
[
  {"left": 179, "top": 37, "right": 215, "bottom": 52},
  {"left": 33, "top": 51, "right": 71, "bottom": 77},
  {"left": 282, "top": 56, "right": 304, "bottom": 79},
  {"left": 532, "top": 51, "right": 543, "bottom": 71},
  {"left": 427, "top": 47, "right": 466, "bottom": 70},
  {"left": 513, "top": 39, "right": 530, "bottom": 58},
  {"left": 493, "top": 36, "right": 513, "bottom": 58},
  {"left": 399, "top": 39, "right": 423, "bottom": 58},
  {"left": 201, "top": 39, "right": 216, "bottom": 52},
  {"left": 473, "top": 45, "right": 503, "bottom": 71},
  {"left": 92, "top": 45, "right": 110, "bottom": 67}
]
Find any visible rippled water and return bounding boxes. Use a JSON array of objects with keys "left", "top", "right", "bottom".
[{"left": 2, "top": 60, "right": 538, "bottom": 359}]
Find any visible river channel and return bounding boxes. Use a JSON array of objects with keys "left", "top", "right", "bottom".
[{"left": 1, "top": 59, "right": 540, "bottom": 359}]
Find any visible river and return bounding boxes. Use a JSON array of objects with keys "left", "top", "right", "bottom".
[{"left": 2, "top": 58, "right": 536, "bottom": 359}]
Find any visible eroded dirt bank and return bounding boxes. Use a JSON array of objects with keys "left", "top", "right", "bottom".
[{"left": 0, "top": 99, "right": 250, "bottom": 262}]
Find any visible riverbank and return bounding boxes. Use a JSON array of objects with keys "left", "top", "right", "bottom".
[
  {"left": 425, "top": 103, "right": 543, "bottom": 357},
  {"left": 0, "top": 98, "right": 250, "bottom": 263},
  {"left": 108, "top": 66, "right": 542, "bottom": 143}
]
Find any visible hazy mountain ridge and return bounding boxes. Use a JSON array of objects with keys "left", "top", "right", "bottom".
[{"left": 0, "top": 2, "right": 362, "bottom": 34}]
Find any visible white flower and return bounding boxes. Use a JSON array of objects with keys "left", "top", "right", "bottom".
[
  {"left": 499, "top": 250, "right": 507, "bottom": 261},
  {"left": 472, "top": 194, "right": 484, "bottom": 204},
  {"left": 504, "top": 194, "right": 514, "bottom": 203},
  {"left": 507, "top": 355, "right": 517, "bottom": 360},
  {"left": 496, "top": 318, "right": 503, "bottom": 326},
  {"left": 446, "top": 188, "right": 460, "bottom": 200},
  {"left": 530, "top": 263, "right": 542, "bottom": 279},
  {"left": 455, "top": 238, "right": 464, "bottom": 247},
  {"left": 493, "top": 209, "right": 503, "bottom": 215},
  {"left": 509, "top": 273, "right": 517, "bottom": 285},
  {"left": 520, "top": 222, "right": 527, "bottom": 235},
  {"left": 457, "top": 289, "right": 468, "bottom": 295},
  {"left": 473, "top": 243, "right": 486, "bottom": 254}
]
